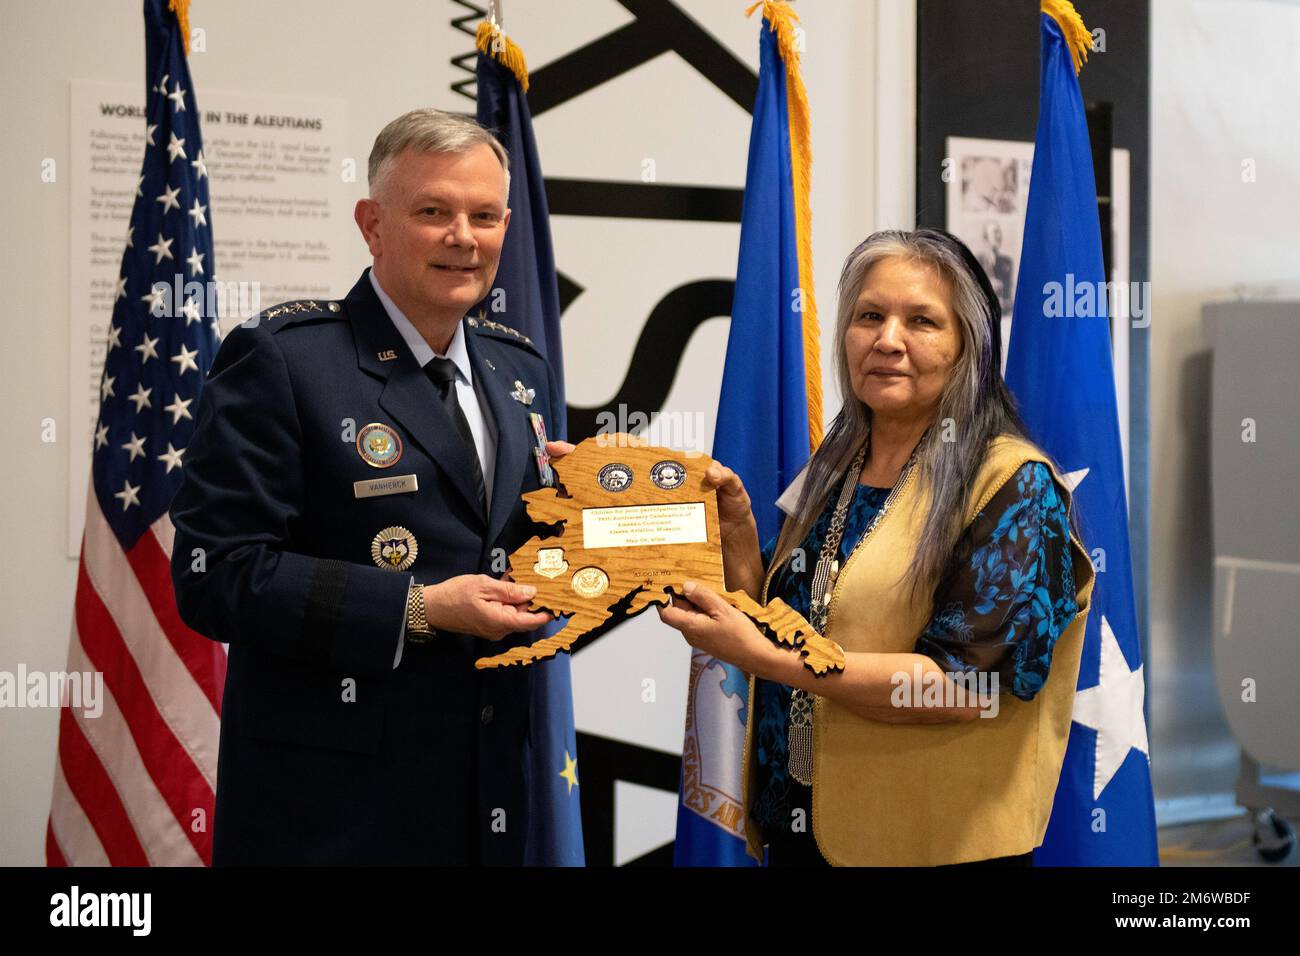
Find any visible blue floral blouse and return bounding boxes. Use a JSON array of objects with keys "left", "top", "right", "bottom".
[{"left": 751, "top": 461, "right": 1079, "bottom": 837}]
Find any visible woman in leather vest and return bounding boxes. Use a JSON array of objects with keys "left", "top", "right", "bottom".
[{"left": 659, "top": 229, "right": 1094, "bottom": 866}]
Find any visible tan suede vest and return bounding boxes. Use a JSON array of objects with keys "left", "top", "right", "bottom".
[{"left": 742, "top": 435, "right": 1095, "bottom": 865}]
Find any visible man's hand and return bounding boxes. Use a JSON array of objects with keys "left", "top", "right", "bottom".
[
  {"left": 544, "top": 439, "right": 575, "bottom": 461},
  {"left": 422, "top": 575, "right": 552, "bottom": 641}
]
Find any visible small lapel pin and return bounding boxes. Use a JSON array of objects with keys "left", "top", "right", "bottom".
[
  {"left": 485, "top": 358, "right": 496, "bottom": 371},
  {"left": 377, "top": 349, "right": 397, "bottom": 362},
  {"left": 511, "top": 380, "right": 535, "bottom": 405}
]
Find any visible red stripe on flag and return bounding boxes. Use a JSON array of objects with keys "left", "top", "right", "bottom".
[
  {"left": 55, "top": 705, "right": 150, "bottom": 866},
  {"left": 75, "top": 559, "right": 214, "bottom": 864},
  {"left": 45, "top": 818, "right": 68, "bottom": 867},
  {"left": 126, "top": 528, "right": 226, "bottom": 711}
]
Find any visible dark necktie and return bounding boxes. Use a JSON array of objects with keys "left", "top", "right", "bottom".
[{"left": 424, "top": 356, "right": 487, "bottom": 514}]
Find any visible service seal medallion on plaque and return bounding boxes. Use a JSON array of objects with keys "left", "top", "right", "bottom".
[
  {"left": 533, "top": 547, "right": 569, "bottom": 579},
  {"left": 597, "top": 462, "right": 633, "bottom": 492},
  {"left": 570, "top": 566, "right": 609, "bottom": 598},
  {"left": 650, "top": 460, "right": 686, "bottom": 490}
]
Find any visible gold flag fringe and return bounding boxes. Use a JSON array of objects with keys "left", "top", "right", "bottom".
[
  {"left": 746, "top": 1, "right": 822, "bottom": 453},
  {"left": 1041, "top": 0, "right": 1091, "bottom": 74},
  {"left": 476, "top": 20, "right": 529, "bottom": 92},
  {"left": 169, "top": 0, "right": 191, "bottom": 56}
]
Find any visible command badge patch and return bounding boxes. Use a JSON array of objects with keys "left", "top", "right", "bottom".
[{"left": 371, "top": 526, "right": 418, "bottom": 571}]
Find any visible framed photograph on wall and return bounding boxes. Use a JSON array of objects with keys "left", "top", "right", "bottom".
[{"left": 945, "top": 135, "right": 1132, "bottom": 493}]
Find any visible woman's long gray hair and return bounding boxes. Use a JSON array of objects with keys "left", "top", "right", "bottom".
[{"left": 768, "top": 228, "right": 1037, "bottom": 598}]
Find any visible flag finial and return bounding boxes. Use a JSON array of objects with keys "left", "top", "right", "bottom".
[{"left": 1041, "top": 0, "right": 1091, "bottom": 74}]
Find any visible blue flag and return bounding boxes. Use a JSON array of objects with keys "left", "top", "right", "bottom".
[
  {"left": 674, "top": 2, "right": 818, "bottom": 867},
  {"left": 475, "top": 22, "right": 584, "bottom": 867},
  {"left": 1004, "top": 4, "right": 1158, "bottom": 866}
]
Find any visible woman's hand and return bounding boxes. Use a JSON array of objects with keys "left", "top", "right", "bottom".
[
  {"left": 658, "top": 581, "right": 777, "bottom": 675},
  {"left": 701, "top": 461, "right": 764, "bottom": 599},
  {"left": 702, "top": 460, "right": 755, "bottom": 536}
]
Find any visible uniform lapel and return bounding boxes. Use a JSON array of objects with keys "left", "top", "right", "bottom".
[
  {"left": 344, "top": 272, "right": 486, "bottom": 525},
  {"left": 466, "top": 329, "right": 530, "bottom": 546}
]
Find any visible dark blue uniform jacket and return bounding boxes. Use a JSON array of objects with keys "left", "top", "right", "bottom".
[{"left": 170, "top": 270, "right": 559, "bottom": 865}]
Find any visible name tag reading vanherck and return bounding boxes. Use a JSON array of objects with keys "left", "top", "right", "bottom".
[
  {"left": 582, "top": 502, "right": 708, "bottom": 549},
  {"left": 353, "top": 474, "right": 419, "bottom": 499}
]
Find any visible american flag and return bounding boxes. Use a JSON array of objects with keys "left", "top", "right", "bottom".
[{"left": 47, "top": 0, "right": 226, "bottom": 866}]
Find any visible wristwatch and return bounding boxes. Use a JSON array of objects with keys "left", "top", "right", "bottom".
[{"left": 404, "top": 579, "right": 436, "bottom": 643}]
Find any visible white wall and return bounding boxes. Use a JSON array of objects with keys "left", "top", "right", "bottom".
[
  {"left": 0, "top": 0, "right": 905, "bottom": 865},
  {"left": 1148, "top": 0, "right": 1300, "bottom": 806},
  {"left": 16, "top": 0, "right": 1299, "bottom": 869}
]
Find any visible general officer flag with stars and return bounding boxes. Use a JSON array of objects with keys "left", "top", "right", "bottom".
[
  {"left": 47, "top": 0, "right": 225, "bottom": 866},
  {"left": 675, "top": 1, "right": 820, "bottom": 867},
  {"left": 474, "top": 17, "right": 584, "bottom": 867},
  {"left": 1004, "top": 0, "right": 1159, "bottom": 866}
]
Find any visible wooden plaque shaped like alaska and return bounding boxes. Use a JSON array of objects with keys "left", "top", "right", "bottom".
[{"left": 475, "top": 434, "right": 846, "bottom": 673}]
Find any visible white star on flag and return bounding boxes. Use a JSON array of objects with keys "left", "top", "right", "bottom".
[
  {"left": 147, "top": 233, "right": 174, "bottom": 264},
  {"left": 171, "top": 344, "right": 200, "bottom": 375},
  {"left": 156, "top": 183, "right": 181, "bottom": 214},
  {"left": 127, "top": 384, "right": 153, "bottom": 413},
  {"left": 1070, "top": 615, "right": 1150, "bottom": 800},
  {"left": 125, "top": 225, "right": 134, "bottom": 248},
  {"left": 114, "top": 480, "right": 142, "bottom": 511},
  {"left": 146, "top": 123, "right": 158, "bottom": 145},
  {"left": 188, "top": 198, "right": 207, "bottom": 227},
  {"left": 1060, "top": 467, "right": 1090, "bottom": 493},
  {"left": 105, "top": 325, "right": 122, "bottom": 351},
  {"left": 180, "top": 298, "right": 202, "bottom": 325},
  {"left": 191, "top": 150, "right": 208, "bottom": 180},
  {"left": 168, "top": 81, "right": 187, "bottom": 112},
  {"left": 134, "top": 334, "right": 160, "bottom": 364},
  {"left": 101, "top": 375, "right": 116, "bottom": 402},
  {"left": 166, "top": 131, "right": 187, "bottom": 163},
  {"left": 135, "top": 175, "right": 144, "bottom": 198},
  {"left": 94, "top": 425, "right": 110, "bottom": 449},
  {"left": 186, "top": 247, "right": 205, "bottom": 276},
  {"left": 164, "top": 394, "right": 193, "bottom": 424},
  {"left": 121, "top": 432, "right": 147, "bottom": 461},
  {"left": 114, "top": 275, "right": 128, "bottom": 300},
  {"left": 142, "top": 285, "right": 167, "bottom": 314},
  {"left": 157, "top": 443, "right": 186, "bottom": 473}
]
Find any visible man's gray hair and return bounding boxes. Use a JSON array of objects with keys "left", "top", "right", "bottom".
[{"left": 367, "top": 108, "right": 510, "bottom": 199}]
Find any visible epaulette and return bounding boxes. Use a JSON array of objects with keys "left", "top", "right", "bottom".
[
  {"left": 467, "top": 312, "right": 536, "bottom": 351},
  {"left": 245, "top": 299, "right": 344, "bottom": 332}
]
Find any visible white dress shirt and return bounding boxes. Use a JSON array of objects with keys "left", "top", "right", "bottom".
[{"left": 369, "top": 270, "right": 499, "bottom": 666}]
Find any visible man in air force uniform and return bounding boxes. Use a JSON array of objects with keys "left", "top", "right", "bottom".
[{"left": 170, "top": 109, "right": 567, "bottom": 865}]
